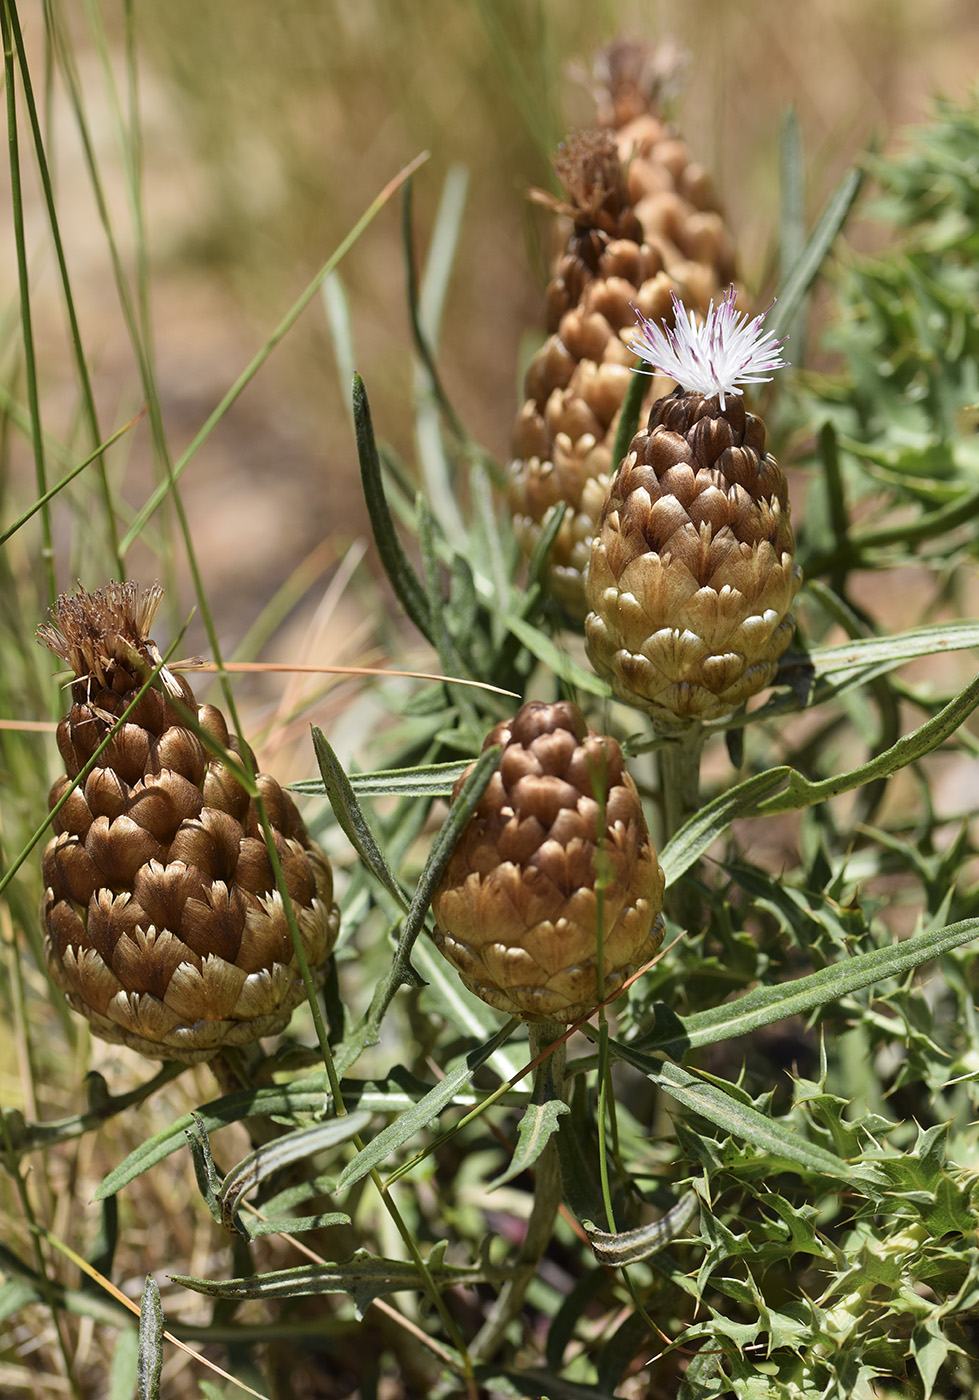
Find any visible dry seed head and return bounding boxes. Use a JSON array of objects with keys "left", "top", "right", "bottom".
[
  {"left": 38, "top": 581, "right": 339, "bottom": 1063},
  {"left": 431, "top": 701, "right": 665, "bottom": 1023},
  {"left": 590, "top": 37, "right": 690, "bottom": 129},
  {"left": 584, "top": 297, "right": 800, "bottom": 722},
  {"left": 508, "top": 83, "right": 737, "bottom": 617}
]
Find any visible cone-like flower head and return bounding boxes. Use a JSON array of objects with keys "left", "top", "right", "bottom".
[
  {"left": 38, "top": 582, "right": 339, "bottom": 1063},
  {"left": 584, "top": 293, "right": 801, "bottom": 723},
  {"left": 507, "top": 113, "right": 737, "bottom": 618},
  {"left": 431, "top": 701, "right": 665, "bottom": 1023}
]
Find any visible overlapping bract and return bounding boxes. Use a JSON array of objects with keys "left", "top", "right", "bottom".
[
  {"left": 431, "top": 701, "right": 665, "bottom": 1022},
  {"left": 38, "top": 582, "right": 339, "bottom": 1063},
  {"left": 584, "top": 391, "right": 802, "bottom": 722}
]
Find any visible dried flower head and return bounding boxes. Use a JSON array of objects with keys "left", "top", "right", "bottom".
[
  {"left": 627, "top": 286, "right": 788, "bottom": 409},
  {"left": 431, "top": 701, "right": 665, "bottom": 1023},
  {"left": 38, "top": 581, "right": 339, "bottom": 1063}
]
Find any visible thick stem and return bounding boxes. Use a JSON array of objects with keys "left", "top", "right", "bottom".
[
  {"left": 470, "top": 1019, "right": 567, "bottom": 1362},
  {"left": 656, "top": 719, "right": 705, "bottom": 929}
]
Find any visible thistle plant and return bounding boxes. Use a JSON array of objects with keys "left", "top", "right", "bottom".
[{"left": 5, "top": 13, "right": 979, "bottom": 1400}]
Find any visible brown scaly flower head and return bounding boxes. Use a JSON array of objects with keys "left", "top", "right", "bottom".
[
  {"left": 37, "top": 582, "right": 339, "bottom": 1063},
  {"left": 507, "top": 56, "right": 736, "bottom": 618},
  {"left": 584, "top": 289, "right": 802, "bottom": 725},
  {"left": 430, "top": 701, "right": 665, "bottom": 1023}
]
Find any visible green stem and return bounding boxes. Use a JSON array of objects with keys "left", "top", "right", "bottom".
[
  {"left": 656, "top": 719, "right": 705, "bottom": 929},
  {"left": 471, "top": 1019, "right": 566, "bottom": 1363}
]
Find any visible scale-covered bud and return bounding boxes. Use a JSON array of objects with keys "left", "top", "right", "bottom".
[
  {"left": 37, "top": 582, "right": 339, "bottom": 1063},
  {"left": 431, "top": 701, "right": 665, "bottom": 1023}
]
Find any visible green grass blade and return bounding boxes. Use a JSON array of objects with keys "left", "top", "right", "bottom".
[
  {"left": 119, "top": 157, "right": 427, "bottom": 553},
  {"left": 769, "top": 162, "right": 866, "bottom": 342}
]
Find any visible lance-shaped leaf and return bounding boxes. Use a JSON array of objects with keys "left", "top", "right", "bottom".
[
  {"left": 659, "top": 766, "right": 791, "bottom": 886},
  {"left": 337, "top": 1021, "right": 515, "bottom": 1190},
  {"left": 311, "top": 727, "right": 410, "bottom": 910},
  {"left": 631, "top": 917, "right": 979, "bottom": 1060},
  {"left": 95, "top": 1075, "right": 438, "bottom": 1199},
  {"left": 487, "top": 1094, "right": 570, "bottom": 1191},
  {"left": 136, "top": 1276, "right": 163, "bottom": 1400},
  {"left": 755, "top": 671, "right": 979, "bottom": 815},
  {"left": 171, "top": 1240, "right": 512, "bottom": 1321},
  {"left": 353, "top": 373, "right": 433, "bottom": 641},
  {"left": 218, "top": 1112, "right": 371, "bottom": 1232},
  {"left": 610, "top": 1049, "right": 864, "bottom": 1184}
]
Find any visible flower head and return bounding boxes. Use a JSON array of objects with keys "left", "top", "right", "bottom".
[{"left": 626, "top": 286, "right": 788, "bottom": 409}]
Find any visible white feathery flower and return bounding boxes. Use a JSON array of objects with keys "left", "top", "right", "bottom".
[{"left": 627, "top": 286, "right": 788, "bottom": 409}]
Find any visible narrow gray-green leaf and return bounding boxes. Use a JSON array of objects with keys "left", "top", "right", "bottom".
[
  {"left": 756, "top": 672, "right": 979, "bottom": 815},
  {"left": 185, "top": 1113, "right": 223, "bottom": 1224},
  {"left": 136, "top": 1276, "right": 163, "bottom": 1400},
  {"left": 218, "top": 1112, "right": 372, "bottom": 1231},
  {"left": 659, "top": 767, "right": 790, "bottom": 885},
  {"left": 311, "top": 726, "right": 409, "bottom": 909},
  {"left": 812, "top": 620, "right": 979, "bottom": 681},
  {"left": 501, "top": 611, "right": 611, "bottom": 697},
  {"left": 586, "top": 1190, "right": 699, "bottom": 1266},
  {"left": 350, "top": 761, "right": 469, "bottom": 798},
  {"left": 633, "top": 916, "right": 979, "bottom": 1059},
  {"left": 337, "top": 1021, "right": 515, "bottom": 1190},
  {"left": 612, "top": 1051, "right": 855, "bottom": 1181},
  {"left": 488, "top": 1097, "right": 570, "bottom": 1190},
  {"left": 291, "top": 760, "right": 471, "bottom": 800},
  {"left": 768, "top": 162, "right": 865, "bottom": 342},
  {"left": 171, "top": 1244, "right": 511, "bottom": 1321},
  {"left": 96, "top": 1078, "right": 424, "bottom": 1199},
  {"left": 240, "top": 1210, "right": 351, "bottom": 1241}
]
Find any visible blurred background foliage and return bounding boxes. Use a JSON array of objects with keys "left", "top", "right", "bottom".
[{"left": 6, "top": 0, "right": 979, "bottom": 660}]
